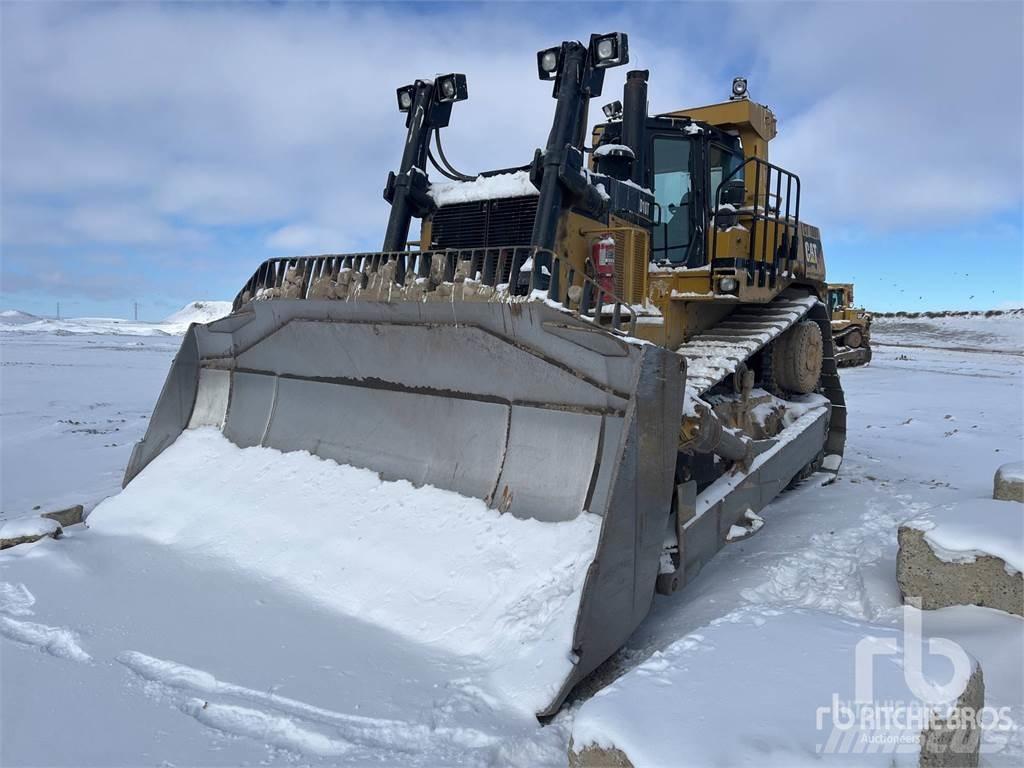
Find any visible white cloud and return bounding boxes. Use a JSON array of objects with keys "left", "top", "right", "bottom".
[
  {"left": 737, "top": 1, "right": 1022, "bottom": 229},
  {"left": 65, "top": 203, "right": 197, "bottom": 245},
  {"left": 1, "top": 1, "right": 1020, "bottom": 307},
  {"left": 266, "top": 224, "right": 355, "bottom": 254}
]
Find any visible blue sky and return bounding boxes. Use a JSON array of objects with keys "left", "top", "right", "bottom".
[{"left": 2, "top": 1, "right": 1021, "bottom": 319}]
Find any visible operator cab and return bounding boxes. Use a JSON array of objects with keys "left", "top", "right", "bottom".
[
  {"left": 593, "top": 115, "right": 745, "bottom": 269},
  {"left": 827, "top": 286, "right": 845, "bottom": 314}
]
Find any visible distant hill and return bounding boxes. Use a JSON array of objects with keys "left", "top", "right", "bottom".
[
  {"left": 0, "top": 309, "right": 41, "bottom": 326},
  {"left": 0, "top": 301, "right": 231, "bottom": 337},
  {"left": 872, "top": 308, "right": 1023, "bottom": 319}
]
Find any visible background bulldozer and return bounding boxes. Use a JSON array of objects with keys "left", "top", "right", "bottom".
[
  {"left": 125, "top": 33, "right": 845, "bottom": 717},
  {"left": 828, "top": 282, "right": 873, "bottom": 366}
]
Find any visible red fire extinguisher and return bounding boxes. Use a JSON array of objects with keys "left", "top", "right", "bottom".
[{"left": 592, "top": 235, "right": 616, "bottom": 296}]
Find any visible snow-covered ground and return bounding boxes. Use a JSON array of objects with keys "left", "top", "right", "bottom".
[
  {"left": 1, "top": 313, "right": 1021, "bottom": 766},
  {"left": 873, "top": 311, "right": 1024, "bottom": 353},
  {"left": 0, "top": 301, "right": 232, "bottom": 337}
]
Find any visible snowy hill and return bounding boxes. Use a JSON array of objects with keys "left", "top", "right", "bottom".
[
  {"left": 0, "top": 309, "right": 41, "bottom": 326},
  {"left": 161, "top": 301, "right": 233, "bottom": 331},
  {"left": 0, "top": 301, "right": 231, "bottom": 337},
  {"left": 873, "top": 309, "right": 1024, "bottom": 353}
]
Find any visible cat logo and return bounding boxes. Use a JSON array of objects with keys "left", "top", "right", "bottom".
[{"left": 804, "top": 239, "right": 821, "bottom": 265}]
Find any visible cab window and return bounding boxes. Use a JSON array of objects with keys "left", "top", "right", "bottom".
[
  {"left": 651, "top": 137, "right": 692, "bottom": 264},
  {"left": 710, "top": 143, "right": 744, "bottom": 205}
]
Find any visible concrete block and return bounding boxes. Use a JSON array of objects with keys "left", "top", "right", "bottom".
[
  {"left": 569, "top": 743, "right": 633, "bottom": 768},
  {"left": 569, "top": 610, "right": 984, "bottom": 768},
  {"left": 919, "top": 664, "right": 984, "bottom": 767},
  {"left": 897, "top": 526, "right": 1023, "bottom": 616},
  {"left": 41, "top": 504, "right": 84, "bottom": 528},
  {"left": 994, "top": 462, "right": 1024, "bottom": 502},
  {"left": 0, "top": 516, "right": 62, "bottom": 550}
]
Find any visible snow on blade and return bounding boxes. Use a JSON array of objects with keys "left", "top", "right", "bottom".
[
  {"left": 428, "top": 170, "right": 538, "bottom": 206},
  {"left": 88, "top": 428, "right": 601, "bottom": 713},
  {"left": 904, "top": 499, "right": 1024, "bottom": 575}
]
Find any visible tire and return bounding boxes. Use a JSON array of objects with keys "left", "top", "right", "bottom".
[{"left": 771, "top": 320, "right": 823, "bottom": 394}]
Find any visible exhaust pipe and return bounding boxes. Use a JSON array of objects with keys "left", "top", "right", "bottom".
[{"left": 621, "top": 69, "right": 648, "bottom": 186}]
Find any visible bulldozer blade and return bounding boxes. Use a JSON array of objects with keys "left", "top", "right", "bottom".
[
  {"left": 835, "top": 345, "right": 872, "bottom": 367},
  {"left": 124, "top": 297, "right": 685, "bottom": 716}
]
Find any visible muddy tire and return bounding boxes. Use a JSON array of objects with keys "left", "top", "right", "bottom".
[
  {"left": 771, "top": 320, "right": 823, "bottom": 394},
  {"left": 844, "top": 329, "right": 863, "bottom": 349}
]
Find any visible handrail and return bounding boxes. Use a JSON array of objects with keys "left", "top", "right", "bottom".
[
  {"left": 710, "top": 157, "right": 801, "bottom": 290},
  {"left": 233, "top": 246, "right": 637, "bottom": 335}
]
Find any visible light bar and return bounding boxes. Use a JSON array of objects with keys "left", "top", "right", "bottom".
[
  {"left": 435, "top": 73, "right": 468, "bottom": 104},
  {"left": 589, "top": 33, "right": 628, "bottom": 68},
  {"left": 602, "top": 100, "right": 623, "bottom": 119},
  {"left": 396, "top": 84, "right": 415, "bottom": 112},
  {"left": 537, "top": 46, "right": 561, "bottom": 80}
]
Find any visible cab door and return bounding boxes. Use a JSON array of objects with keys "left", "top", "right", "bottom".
[{"left": 650, "top": 135, "right": 696, "bottom": 266}]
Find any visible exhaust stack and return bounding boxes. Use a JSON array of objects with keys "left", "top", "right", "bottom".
[{"left": 621, "top": 69, "right": 648, "bottom": 186}]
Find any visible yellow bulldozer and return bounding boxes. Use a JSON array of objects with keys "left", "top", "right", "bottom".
[
  {"left": 125, "top": 33, "right": 845, "bottom": 717},
  {"left": 828, "top": 282, "right": 873, "bottom": 366}
]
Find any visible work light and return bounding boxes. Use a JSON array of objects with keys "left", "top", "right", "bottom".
[
  {"left": 602, "top": 100, "right": 623, "bottom": 119},
  {"left": 435, "top": 73, "right": 468, "bottom": 104},
  {"left": 397, "top": 85, "right": 415, "bottom": 112},
  {"left": 537, "top": 47, "right": 561, "bottom": 80},
  {"left": 731, "top": 77, "right": 748, "bottom": 100},
  {"left": 589, "top": 33, "right": 628, "bottom": 68}
]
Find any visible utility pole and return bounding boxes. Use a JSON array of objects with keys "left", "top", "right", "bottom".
[
  {"left": 56, "top": 301, "right": 61, "bottom": 320},
  {"left": 133, "top": 301, "right": 139, "bottom": 321}
]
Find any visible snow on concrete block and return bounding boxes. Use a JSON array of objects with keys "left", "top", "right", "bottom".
[
  {"left": 0, "top": 516, "right": 61, "bottom": 550},
  {"left": 993, "top": 462, "right": 1024, "bottom": 502},
  {"left": 569, "top": 743, "right": 634, "bottom": 768},
  {"left": 570, "top": 610, "right": 983, "bottom": 768},
  {"left": 41, "top": 504, "right": 84, "bottom": 528},
  {"left": 898, "top": 499, "right": 1023, "bottom": 617}
]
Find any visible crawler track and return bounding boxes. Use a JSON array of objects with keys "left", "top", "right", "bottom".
[{"left": 677, "top": 292, "right": 846, "bottom": 472}]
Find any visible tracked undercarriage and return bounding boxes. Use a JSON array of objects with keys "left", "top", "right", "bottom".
[{"left": 828, "top": 283, "right": 874, "bottom": 367}]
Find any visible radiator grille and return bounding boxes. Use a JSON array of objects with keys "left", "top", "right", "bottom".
[
  {"left": 610, "top": 230, "right": 649, "bottom": 305},
  {"left": 430, "top": 196, "right": 539, "bottom": 250}
]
